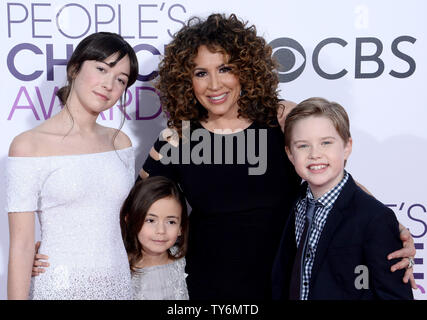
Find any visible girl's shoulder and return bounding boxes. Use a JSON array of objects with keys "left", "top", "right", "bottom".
[
  {"left": 9, "top": 116, "right": 73, "bottom": 157},
  {"left": 174, "top": 256, "right": 186, "bottom": 270},
  {"left": 9, "top": 129, "right": 43, "bottom": 157},
  {"left": 99, "top": 125, "right": 132, "bottom": 150}
]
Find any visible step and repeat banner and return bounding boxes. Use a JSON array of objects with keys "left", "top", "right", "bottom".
[{"left": 1, "top": 0, "right": 426, "bottom": 299}]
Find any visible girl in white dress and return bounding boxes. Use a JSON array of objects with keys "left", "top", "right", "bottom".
[
  {"left": 6, "top": 32, "right": 139, "bottom": 300},
  {"left": 120, "top": 176, "right": 189, "bottom": 300}
]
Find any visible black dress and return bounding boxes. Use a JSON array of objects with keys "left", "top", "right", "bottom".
[{"left": 141, "top": 121, "right": 300, "bottom": 299}]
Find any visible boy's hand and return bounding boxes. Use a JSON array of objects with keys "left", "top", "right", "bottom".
[
  {"left": 32, "top": 241, "right": 50, "bottom": 277},
  {"left": 387, "top": 226, "right": 417, "bottom": 289}
]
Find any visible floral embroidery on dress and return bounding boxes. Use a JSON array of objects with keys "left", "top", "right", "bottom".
[{"left": 131, "top": 255, "right": 189, "bottom": 300}]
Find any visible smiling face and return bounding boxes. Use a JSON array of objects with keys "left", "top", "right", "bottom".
[
  {"left": 286, "top": 115, "right": 352, "bottom": 199},
  {"left": 69, "top": 53, "right": 130, "bottom": 115},
  {"left": 137, "top": 197, "right": 182, "bottom": 259},
  {"left": 191, "top": 45, "right": 241, "bottom": 121}
]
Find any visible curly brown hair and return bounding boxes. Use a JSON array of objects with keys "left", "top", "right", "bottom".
[{"left": 156, "top": 13, "right": 280, "bottom": 135}]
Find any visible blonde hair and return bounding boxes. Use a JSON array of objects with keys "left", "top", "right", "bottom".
[{"left": 284, "top": 97, "right": 351, "bottom": 148}]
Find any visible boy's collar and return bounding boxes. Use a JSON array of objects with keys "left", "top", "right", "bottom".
[{"left": 306, "top": 170, "right": 349, "bottom": 208}]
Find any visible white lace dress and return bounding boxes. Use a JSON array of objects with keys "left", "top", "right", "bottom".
[
  {"left": 131, "top": 257, "right": 189, "bottom": 300},
  {"left": 6, "top": 147, "right": 135, "bottom": 300}
]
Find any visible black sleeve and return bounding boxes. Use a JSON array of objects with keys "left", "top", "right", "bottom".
[
  {"left": 364, "top": 206, "right": 414, "bottom": 300},
  {"left": 138, "top": 137, "right": 179, "bottom": 183}
]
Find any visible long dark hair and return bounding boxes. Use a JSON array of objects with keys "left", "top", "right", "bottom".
[
  {"left": 57, "top": 32, "right": 139, "bottom": 144},
  {"left": 120, "top": 177, "right": 189, "bottom": 272}
]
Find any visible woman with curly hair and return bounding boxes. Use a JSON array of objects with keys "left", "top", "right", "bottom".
[
  {"left": 139, "top": 13, "right": 416, "bottom": 299},
  {"left": 139, "top": 13, "right": 298, "bottom": 300},
  {"left": 155, "top": 14, "right": 286, "bottom": 136}
]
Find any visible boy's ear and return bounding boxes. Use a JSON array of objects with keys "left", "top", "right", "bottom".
[
  {"left": 344, "top": 137, "right": 353, "bottom": 160},
  {"left": 285, "top": 146, "right": 295, "bottom": 165}
]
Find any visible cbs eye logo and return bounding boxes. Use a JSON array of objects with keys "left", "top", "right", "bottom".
[
  {"left": 270, "top": 36, "right": 416, "bottom": 83},
  {"left": 271, "top": 38, "right": 306, "bottom": 83}
]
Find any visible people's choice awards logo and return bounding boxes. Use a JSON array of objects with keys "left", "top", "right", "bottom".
[{"left": 5, "top": 2, "right": 188, "bottom": 122}]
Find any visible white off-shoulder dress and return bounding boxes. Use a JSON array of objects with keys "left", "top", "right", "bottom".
[{"left": 6, "top": 147, "right": 135, "bottom": 300}]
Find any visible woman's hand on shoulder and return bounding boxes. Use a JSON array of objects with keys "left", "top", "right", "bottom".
[
  {"left": 277, "top": 100, "right": 297, "bottom": 133},
  {"left": 8, "top": 131, "right": 38, "bottom": 157},
  {"left": 161, "top": 127, "right": 180, "bottom": 147}
]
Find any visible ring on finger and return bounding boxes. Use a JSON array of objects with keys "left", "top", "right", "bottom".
[{"left": 407, "top": 257, "right": 415, "bottom": 269}]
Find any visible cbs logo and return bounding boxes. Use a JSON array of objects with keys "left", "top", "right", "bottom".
[{"left": 270, "top": 36, "right": 416, "bottom": 82}]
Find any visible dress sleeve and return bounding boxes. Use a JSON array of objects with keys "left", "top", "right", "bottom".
[
  {"left": 6, "top": 157, "right": 45, "bottom": 213},
  {"left": 121, "top": 147, "right": 135, "bottom": 180},
  {"left": 141, "top": 137, "right": 179, "bottom": 182}
]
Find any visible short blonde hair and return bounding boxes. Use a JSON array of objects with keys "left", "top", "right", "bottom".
[{"left": 284, "top": 97, "right": 351, "bottom": 148}]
